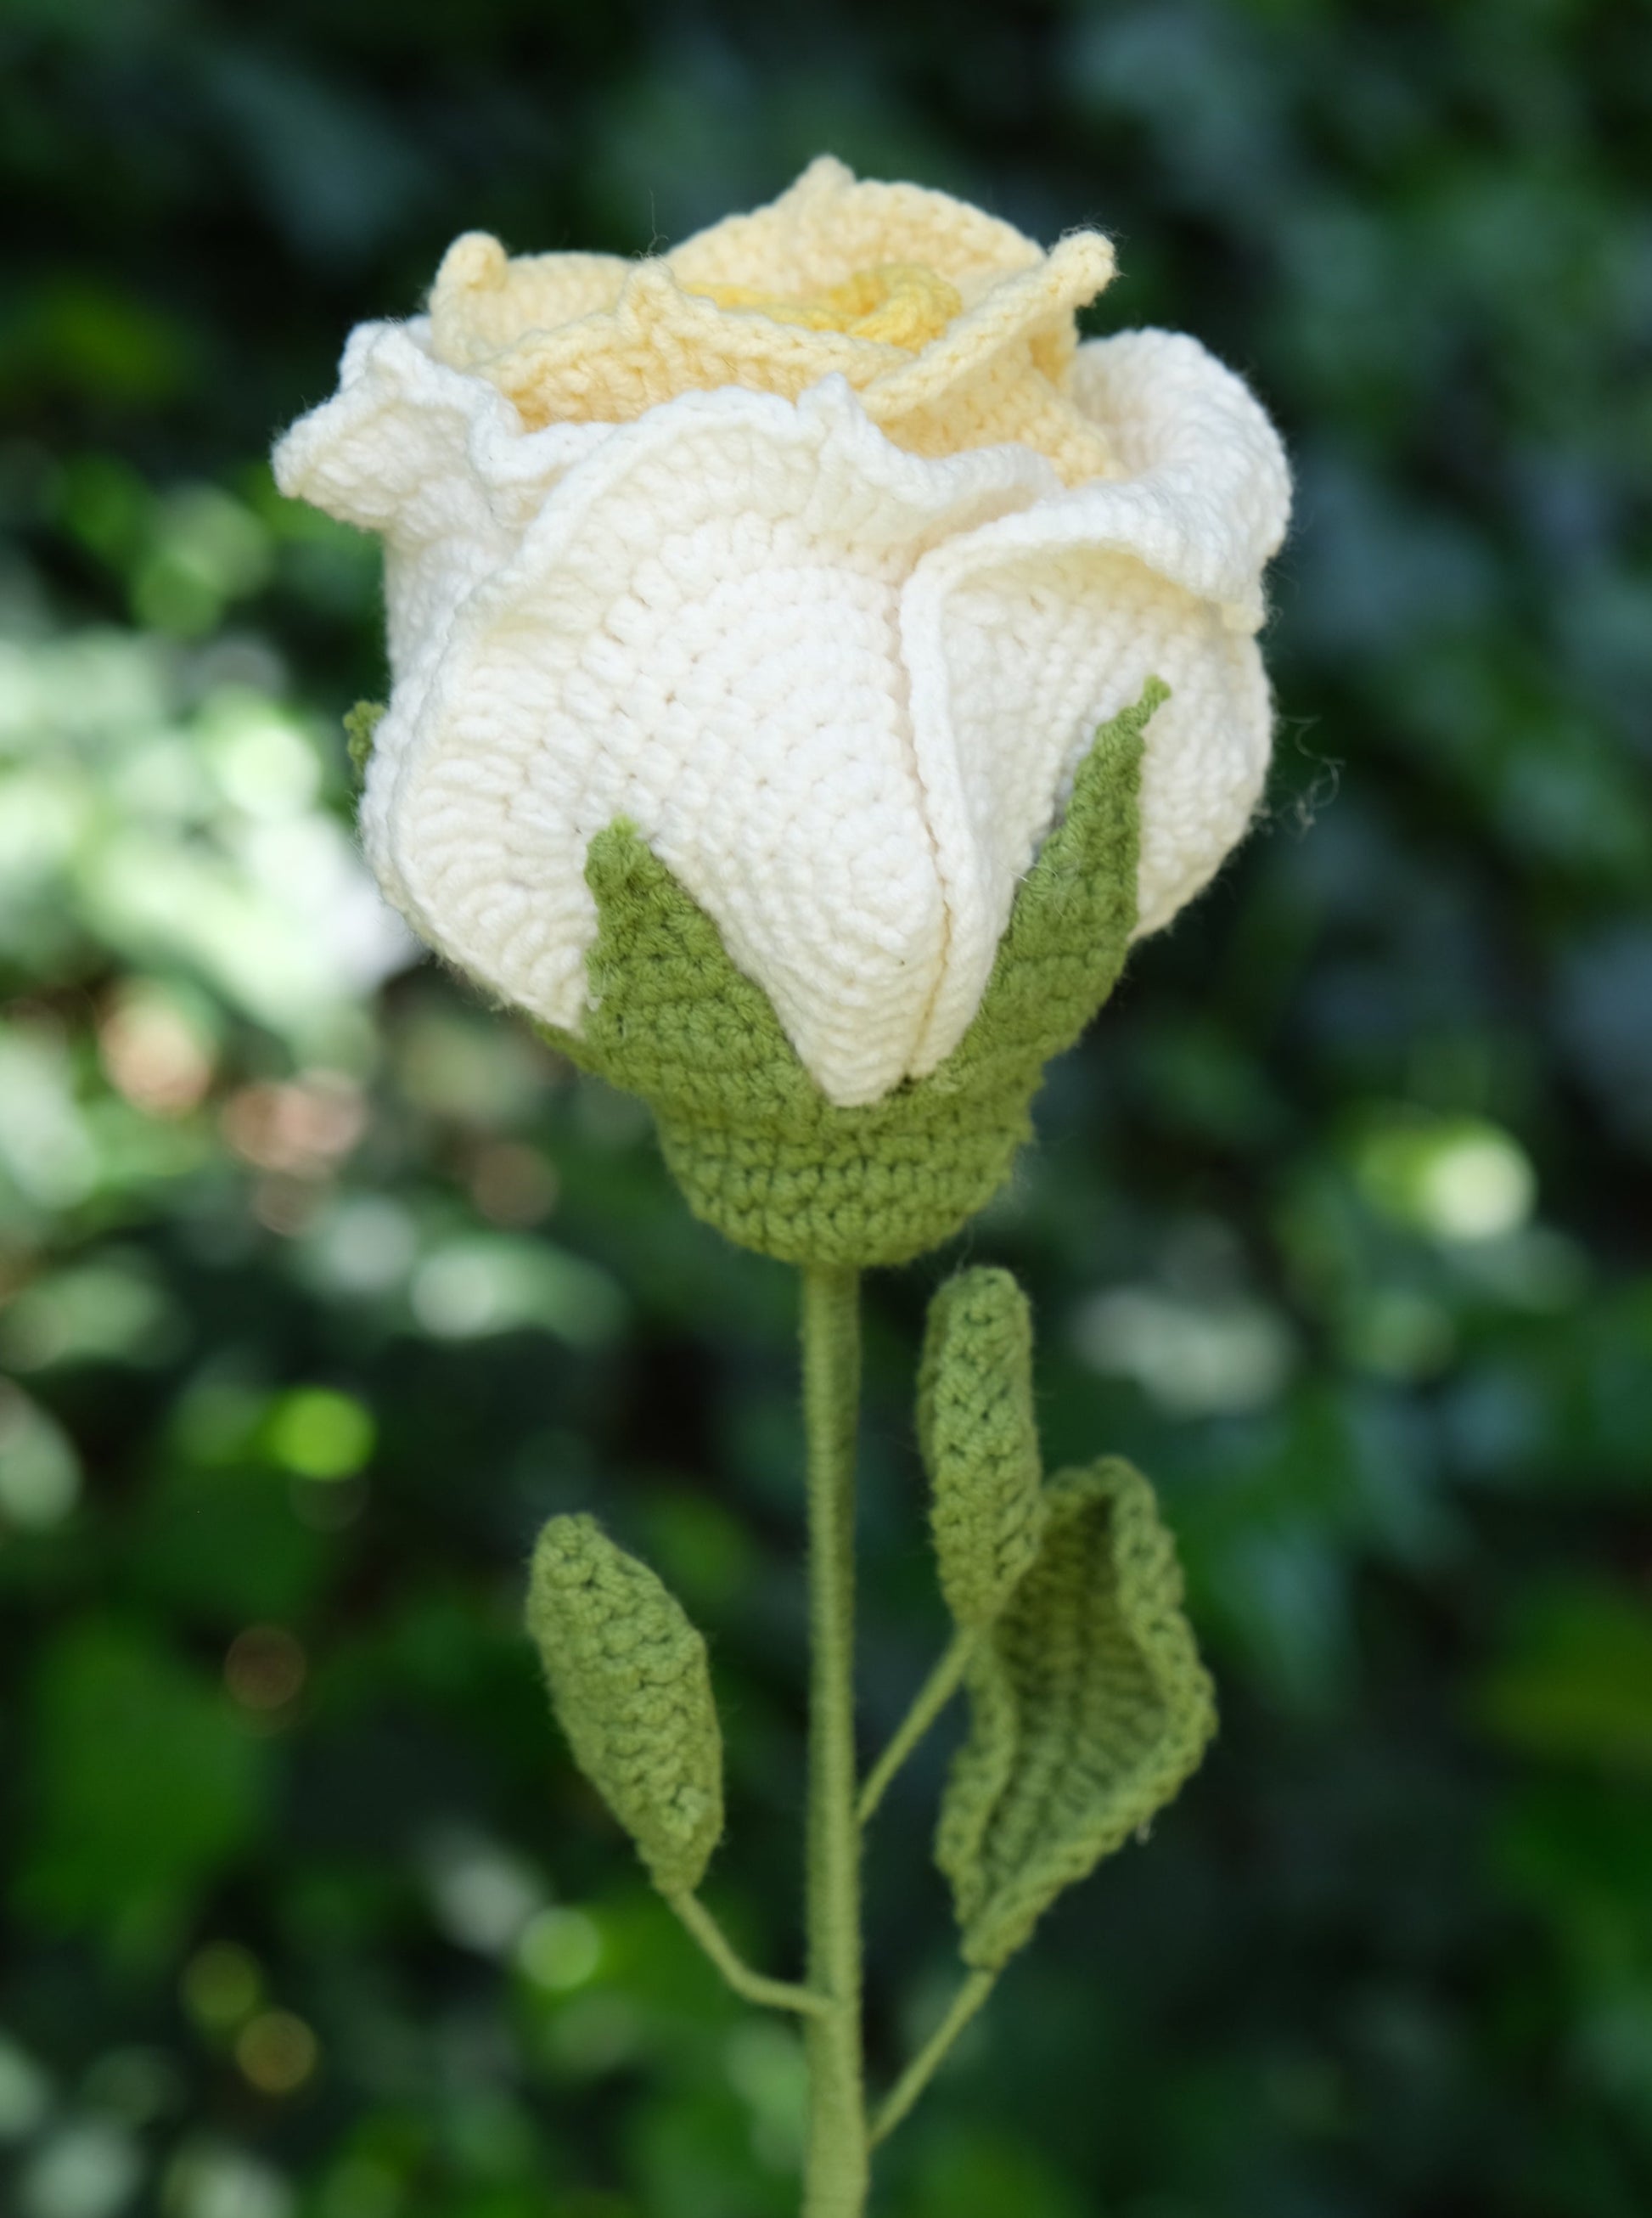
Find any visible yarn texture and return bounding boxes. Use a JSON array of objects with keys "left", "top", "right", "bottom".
[
  {"left": 271, "top": 157, "right": 1290, "bottom": 1114},
  {"left": 541, "top": 681, "right": 1157, "bottom": 1265},
  {"left": 937, "top": 1458, "right": 1217, "bottom": 1971},
  {"left": 917, "top": 1267, "right": 1047, "bottom": 1630},
  {"left": 278, "top": 159, "right": 1271, "bottom": 2218},
  {"left": 525, "top": 1514, "right": 723, "bottom": 1898}
]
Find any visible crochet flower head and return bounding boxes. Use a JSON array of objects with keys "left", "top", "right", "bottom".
[{"left": 273, "top": 157, "right": 1290, "bottom": 1265}]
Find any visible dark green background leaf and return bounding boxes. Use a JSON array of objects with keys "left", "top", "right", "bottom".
[{"left": 16, "top": 1624, "right": 269, "bottom": 1945}]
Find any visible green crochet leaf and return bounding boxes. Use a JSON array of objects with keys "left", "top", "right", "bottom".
[
  {"left": 343, "top": 699, "right": 386, "bottom": 787},
  {"left": 918, "top": 1268, "right": 1048, "bottom": 1631},
  {"left": 543, "top": 679, "right": 1166, "bottom": 1267},
  {"left": 936, "top": 1458, "right": 1217, "bottom": 1972},
  {"left": 526, "top": 1514, "right": 723, "bottom": 1898}
]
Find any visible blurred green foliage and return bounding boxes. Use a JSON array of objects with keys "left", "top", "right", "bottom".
[{"left": 2, "top": 2, "right": 1649, "bottom": 2214}]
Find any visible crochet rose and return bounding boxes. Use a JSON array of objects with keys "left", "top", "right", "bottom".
[{"left": 273, "top": 156, "right": 1290, "bottom": 1121}]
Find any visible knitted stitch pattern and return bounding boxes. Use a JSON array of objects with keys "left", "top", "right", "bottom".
[
  {"left": 542, "top": 684, "right": 1159, "bottom": 1267},
  {"left": 271, "top": 160, "right": 1290, "bottom": 1112}
]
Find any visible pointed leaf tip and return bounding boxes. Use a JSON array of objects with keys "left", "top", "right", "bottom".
[
  {"left": 937, "top": 1456, "right": 1216, "bottom": 1970},
  {"left": 343, "top": 700, "right": 385, "bottom": 787},
  {"left": 919, "top": 1267, "right": 1047, "bottom": 1631},
  {"left": 964, "top": 677, "right": 1166, "bottom": 1067},
  {"left": 527, "top": 1514, "right": 723, "bottom": 1897}
]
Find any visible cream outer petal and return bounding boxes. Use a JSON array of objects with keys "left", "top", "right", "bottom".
[
  {"left": 274, "top": 312, "right": 1289, "bottom": 1109},
  {"left": 901, "top": 327, "right": 1292, "bottom": 1076},
  {"left": 272, "top": 319, "right": 616, "bottom": 915},
  {"left": 340, "top": 374, "right": 1057, "bottom": 1106}
]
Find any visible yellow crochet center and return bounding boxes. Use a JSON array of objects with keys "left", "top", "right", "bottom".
[
  {"left": 689, "top": 263, "right": 964, "bottom": 351},
  {"left": 427, "top": 177, "right": 1122, "bottom": 482}
]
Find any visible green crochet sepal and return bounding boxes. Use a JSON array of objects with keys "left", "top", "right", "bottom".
[
  {"left": 526, "top": 1514, "right": 723, "bottom": 1898},
  {"left": 343, "top": 699, "right": 385, "bottom": 787},
  {"left": 936, "top": 1457, "right": 1217, "bottom": 1972},
  {"left": 542, "top": 679, "right": 1167, "bottom": 1267}
]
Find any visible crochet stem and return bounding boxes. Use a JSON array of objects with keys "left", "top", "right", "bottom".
[
  {"left": 667, "top": 1891, "right": 828, "bottom": 2018},
  {"left": 800, "top": 1264, "right": 868, "bottom": 2217},
  {"left": 857, "top": 1630, "right": 974, "bottom": 1827},
  {"left": 870, "top": 1967, "right": 997, "bottom": 2146}
]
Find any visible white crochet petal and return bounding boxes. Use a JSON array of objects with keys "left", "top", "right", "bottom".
[
  {"left": 901, "top": 327, "right": 1290, "bottom": 1076},
  {"left": 272, "top": 318, "right": 614, "bottom": 550},
  {"left": 378, "top": 376, "right": 1056, "bottom": 1106},
  {"left": 1066, "top": 329, "right": 1291, "bottom": 625},
  {"left": 273, "top": 318, "right": 615, "bottom": 914}
]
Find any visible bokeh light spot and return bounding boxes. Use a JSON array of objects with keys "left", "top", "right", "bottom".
[
  {"left": 518, "top": 1906, "right": 603, "bottom": 1991},
  {"left": 424, "top": 1832, "right": 544, "bottom": 1956},
  {"left": 468, "top": 1140, "right": 558, "bottom": 1227},
  {"left": 162, "top": 2139, "right": 293, "bottom": 2218},
  {"left": 233, "top": 2012, "right": 317, "bottom": 2097},
  {"left": 18, "top": 2119, "right": 141, "bottom": 2218},
  {"left": 222, "top": 1074, "right": 364, "bottom": 1179},
  {"left": 1073, "top": 1286, "right": 1296, "bottom": 1416},
  {"left": 223, "top": 1626, "right": 306, "bottom": 1714},
  {"left": 181, "top": 1944, "right": 261, "bottom": 2032},
  {"left": 1354, "top": 1113, "right": 1537, "bottom": 1244},
  {"left": 265, "top": 1388, "right": 374, "bottom": 1479},
  {"left": 0, "top": 1382, "right": 81, "bottom": 1528},
  {"left": 97, "top": 984, "right": 215, "bottom": 1117},
  {"left": 0, "top": 2035, "right": 53, "bottom": 2141},
  {"left": 1417, "top": 1130, "right": 1536, "bottom": 1241}
]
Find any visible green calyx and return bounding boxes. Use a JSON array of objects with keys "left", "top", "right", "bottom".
[{"left": 544, "top": 679, "right": 1166, "bottom": 1267}]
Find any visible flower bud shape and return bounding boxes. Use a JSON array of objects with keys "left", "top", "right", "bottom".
[{"left": 274, "top": 159, "right": 1289, "bottom": 1259}]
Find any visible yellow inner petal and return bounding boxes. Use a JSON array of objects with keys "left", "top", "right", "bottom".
[{"left": 690, "top": 262, "right": 964, "bottom": 351}]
